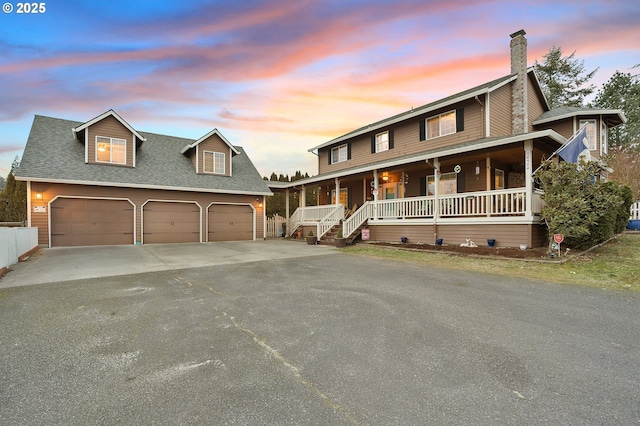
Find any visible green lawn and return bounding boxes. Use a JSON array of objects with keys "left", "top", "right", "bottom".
[{"left": 343, "top": 233, "right": 640, "bottom": 292}]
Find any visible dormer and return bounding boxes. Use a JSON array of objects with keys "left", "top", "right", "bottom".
[
  {"left": 180, "top": 129, "right": 239, "bottom": 177},
  {"left": 72, "top": 109, "right": 146, "bottom": 168}
]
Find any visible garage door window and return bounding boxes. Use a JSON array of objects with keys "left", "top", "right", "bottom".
[{"left": 204, "top": 151, "right": 225, "bottom": 174}]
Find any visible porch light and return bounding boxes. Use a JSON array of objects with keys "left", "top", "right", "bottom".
[
  {"left": 382, "top": 172, "right": 389, "bottom": 182},
  {"left": 35, "top": 192, "right": 43, "bottom": 200}
]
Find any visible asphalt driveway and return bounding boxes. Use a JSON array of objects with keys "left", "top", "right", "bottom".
[{"left": 1, "top": 241, "right": 639, "bottom": 425}]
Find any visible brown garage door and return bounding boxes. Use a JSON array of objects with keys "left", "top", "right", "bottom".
[
  {"left": 208, "top": 204, "right": 253, "bottom": 241},
  {"left": 50, "top": 198, "right": 134, "bottom": 247},
  {"left": 143, "top": 201, "right": 200, "bottom": 244}
]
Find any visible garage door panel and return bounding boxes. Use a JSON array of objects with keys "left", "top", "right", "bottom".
[
  {"left": 143, "top": 202, "right": 200, "bottom": 244},
  {"left": 208, "top": 204, "right": 253, "bottom": 242},
  {"left": 51, "top": 198, "right": 134, "bottom": 247}
]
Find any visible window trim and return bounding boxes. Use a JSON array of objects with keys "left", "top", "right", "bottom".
[
  {"left": 95, "top": 136, "right": 127, "bottom": 165},
  {"left": 495, "top": 168, "right": 505, "bottom": 190},
  {"left": 375, "top": 131, "right": 389, "bottom": 153},
  {"left": 579, "top": 119, "right": 597, "bottom": 151},
  {"left": 600, "top": 121, "right": 608, "bottom": 155},
  {"left": 426, "top": 110, "right": 457, "bottom": 140},
  {"left": 203, "top": 150, "right": 226, "bottom": 174},
  {"left": 331, "top": 144, "right": 348, "bottom": 164},
  {"left": 427, "top": 172, "right": 457, "bottom": 195}
]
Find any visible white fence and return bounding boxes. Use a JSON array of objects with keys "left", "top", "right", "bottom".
[
  {"left": 0, "top": 227, "right": 39, "bottom": 271},
  {"left": 266, "top": 214, "right": 287, "bottom": 237},
  {"left": 631, "top": 202, "right": 640, "bottom": 220}
]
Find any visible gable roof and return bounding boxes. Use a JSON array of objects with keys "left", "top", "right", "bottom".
[
  {"left": 308, "top": 70, "right": 543, "bottom": 152},
  {"left": 72, "top": 109, "right": 147, "bottom": 143},
  {"left": 533, "top": 106, "right": 627, "bottom": 127},
  {"left": 180, "top": 128, "right": 240, "bottom": 155},
  {"left": 17, "top": 115, "right": 272, "bottom": 196}
]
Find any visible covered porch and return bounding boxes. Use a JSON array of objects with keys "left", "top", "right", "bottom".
[{"left": 272, "top": 135, "right": 558, "bottom": 247}]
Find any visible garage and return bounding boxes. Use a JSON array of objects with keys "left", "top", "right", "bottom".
[
  {"left": 143, "top": 201, "right": 201, "bottom": 244},
  {"left": 208, "top": 204, "right": 254, "bottom": 241},
  {"left": 50, "top": 198, "right": 134, "bottom": 247}
]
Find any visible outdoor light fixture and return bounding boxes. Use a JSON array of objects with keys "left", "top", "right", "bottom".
[{"left": 35, "top": 192, "right": 43, "bottom": 200}]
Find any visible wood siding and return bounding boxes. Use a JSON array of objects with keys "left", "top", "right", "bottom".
[
  {"left": 527, "top": 74, "right": 546, "bottom": 132},
  {"left": 489, "top": 84, "right": 512, "bottom": 137},
  {"left": 195, "top": 134, "right": 232, "bottom": 176},
  {"left": 87, "top": 115, "right": 135, "bottom": 167},
  {"left": 28, "top": 183, "right": 264, "bottom": 246},
  {"left": 367, "top": 223, "right": 547, "bottom": 248},
  {"left": 318, "top": 100, "right": 483, "bottom": 175}
]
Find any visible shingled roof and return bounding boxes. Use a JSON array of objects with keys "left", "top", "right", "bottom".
[{"left": 16, "top": 115, "right": 272, "bottom": 196}]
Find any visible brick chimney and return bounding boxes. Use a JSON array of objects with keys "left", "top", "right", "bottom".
[{"left": 510, "top": 29, "right": 528, "bottom": 135}]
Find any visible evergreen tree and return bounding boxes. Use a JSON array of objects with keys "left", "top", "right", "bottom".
[
  {"left": 2, "top": 157, "right": 27, "bottom": 222},
  {"left": 534, "top": 46, "right": 598, "bottom": 109}
]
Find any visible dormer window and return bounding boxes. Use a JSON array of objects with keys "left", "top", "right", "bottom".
[
  {"left": 96, "top": 136, "right": 126, "bottom": 164},
  {"left": 204, "top": 151, "right": 225, "bottom": 174}
]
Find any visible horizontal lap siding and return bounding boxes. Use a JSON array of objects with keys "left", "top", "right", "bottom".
[
  {"left": 368, "top": 223, "right": 546, "bottom": 248},
  {"left": 87, "top": 116, "right": 135, "bottom": 167},
  {"left": 318, "top": 100, "right": 483, "bottom": 175},
  {"left": 28, "top": 183, "right": 264, "bottom": 246},
  {"left": 527, "top": 76, "right": 546, "bottom": 132},
  {"left": 489, "top": 85, "right": 512, "bottom": 137}
]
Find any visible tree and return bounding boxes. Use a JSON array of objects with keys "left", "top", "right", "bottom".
[
  {"left": 591, "top": 70, "right": 640, "bottom": 149},
  {"left": 606, "top": 146, "right": 640, "bottom": 201},
  {"left": 536, "top": 159, "right": 632, "bottom": 250},
  {"left": 534, "top": 46, "right": 598, "bottom": 109}
]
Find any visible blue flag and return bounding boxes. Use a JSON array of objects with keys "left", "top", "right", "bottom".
[{"left": 557, "top": 127, "right": 591, "bottom": 164}]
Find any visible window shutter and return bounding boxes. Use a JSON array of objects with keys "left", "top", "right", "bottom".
[
  {"left": 347, "top": 143, "right": 351, "bottom": 160},
  {"left": 419, "top": 176, "right": 427, "bottom": 196},
  {"left": 456, "top": 171, "right": 465, "bottom": 193},
  {"left": 371, "top": 135, "right": 376, "bottom": 153},
  {"left": 328, "top": 149, "right": 332, "bottom": 165},
  {"left": 456, "top": 108, "right": 464, "bottom": 132},
  {"left": 389, "top": 130, "right": 394, "bottom": 149},
  {"left": 419, "top": 120, "right": 426, "bottom": 141}
]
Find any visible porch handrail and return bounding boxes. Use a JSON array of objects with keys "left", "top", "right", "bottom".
[
  {"left": 287, "top": 204, "right": 344, "bottom": 236},
  {"left": 343, "top": 202, "right": 374, "bottom": 238},
  {"left": 439, "top": 188, "right": 527, "bottom": 217},
  {"left": 317, "top": 204, "right": 345, "bottom": 238},
  {"left": 375, "top": 197, "right": 435, "bottom": 219}
]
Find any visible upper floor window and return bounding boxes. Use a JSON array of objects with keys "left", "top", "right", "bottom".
[
  {"left": 427, "top": 110, "right": 456, "bottom": 139},
  {"left": 331, "top": 144, "right": 348, "bottom": 164},
  {"left": 600, "top": 121, "right": 608, "bottom": 155},
  {"left": 96, "top": 136, "right": 126, "bottom": 164},
  {"left": 579, "top": 119, "right": 597, "bottom": 150},
  {"left": 204, "top": 151, "right": 225, "bottom": 174},
  {"left": 375, "top": 131, "right": 389, "bottom": 153}
]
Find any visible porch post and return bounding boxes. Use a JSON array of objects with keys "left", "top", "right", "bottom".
[
  {"left": 373, "top": 170, "right": 379, "bottom": 202},
  {"left": 486, "top": 157, "right": 492, "bottom": 217},
  {"left": 301, "top": 184, "right": 306, "bottom": 208},
  {"left": 285, "top": 189, "right": 290, "bottom": 219},
  {"left": 433, "top": 158, "right": 440, "bottom": 219},
  {"left": 524, "top": 139, "right": 533, "bottom": 218},
  {"left": 334, "top": 177, "right": 340, "bottom": 205}
]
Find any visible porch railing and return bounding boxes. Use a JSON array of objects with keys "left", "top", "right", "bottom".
[
  {"left": 343, "top": 202, "right": 373, "bottom": 237},
  {"left": 287, "top": 204, "right": 343, "bottom": 236},
  {"left": 317, "top": 205, "right": 345, "bottom": 238},
  {"left": 439, "top": 188, "right": 526, "bottom": 217}
]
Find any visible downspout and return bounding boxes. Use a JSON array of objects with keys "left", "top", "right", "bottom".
[
  {"left": 475, "top": 95, "right": 485, "bottom": 138},
  {"left": 433, "top": 158, "right": 440, "bottom": 244}
]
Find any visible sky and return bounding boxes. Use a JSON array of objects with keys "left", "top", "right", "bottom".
[{"left": 1, "top": 0, "right": 639, "bottom": 179}]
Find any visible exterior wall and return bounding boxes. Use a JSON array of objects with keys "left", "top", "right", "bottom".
[
  {"left": 28, "top": 182, "right": 265, "bottom": 246},
  {"left": 540, "top": 119, "right": 573, "bottom": 139},
  {"left": 87, "top": 115, "right": 135, "bottom": 167},
  {"left": 488, "top": 84, "right": 512, "bottom": 137},
  {"left": 527, "top": 75, "right": 546, "bottom": 132},
  {"left": 195, "top": 134, "right": 232, "bottom": 176},
  {"left": 367, "top": 223, "right": 547, "bottom": 248},
  {"left": 318, "top": 99, "right": 483, "bottom": 175}
]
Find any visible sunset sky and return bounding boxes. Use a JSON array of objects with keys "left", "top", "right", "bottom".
[{"left": 1, "top": 0, "right": 639, "bottom": 179}]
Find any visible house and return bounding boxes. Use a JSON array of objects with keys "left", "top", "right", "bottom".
[
  {"left": 269, "top": 30, "right": 626, "bottom": 248},
  {"left": 16, "top": 110, "right": 272, "bottom": 247}
]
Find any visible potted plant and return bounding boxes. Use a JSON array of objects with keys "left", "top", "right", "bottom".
[
  {"left": 307, "top": 230, "right": 317, "bottom": 245},
  {"left": 334, "top": 229, "right": 346, "bottom": 247}
]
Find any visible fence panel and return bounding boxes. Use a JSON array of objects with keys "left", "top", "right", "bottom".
[
  {"left": 0, "top": 227, "right": 38, "bottom": 271},
  {"left": 266, "top": 214, "right": 287, "bottom": 237}
]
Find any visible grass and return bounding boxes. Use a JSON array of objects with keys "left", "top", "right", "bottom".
[{"left": 343, "top": 233, "right": 640, "bottom": 292}]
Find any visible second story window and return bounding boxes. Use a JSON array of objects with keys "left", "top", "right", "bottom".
[
  {"left": 96, "top": 136, "right": 126, "bottom": 165},
  {"left": 375, "top": 131, "right": 389, "bottom": 153},
  {"left": 204, "top": 151, "right": 225, "bottom": 174},
  {"left": 580, "top": 119, "right": 597, "bottom": 150},
  {"left": 427, "top": 110, "right": 456, "bottom": 139},
  {"left": 331, "top": 144, "right": 348, "bottom": 164}
]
